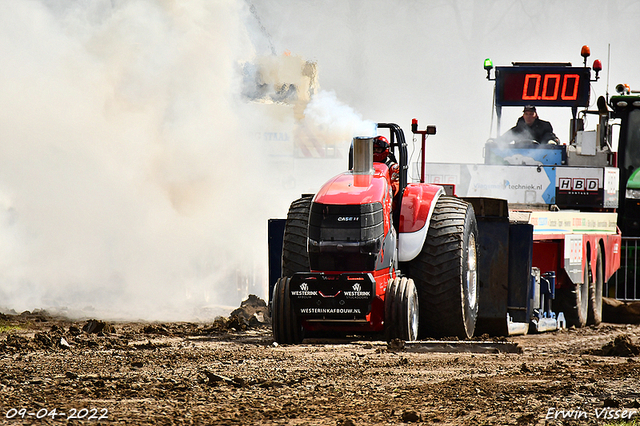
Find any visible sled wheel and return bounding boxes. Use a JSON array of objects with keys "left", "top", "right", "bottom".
[
  {"left": 281, "top": 195, "right": 313, "bottom": 277},
  {"left": 556, "top": 262, "right": 589, "bottom": 328},
  {"left": 272, "top": 277, "right": 304, "bottom": 344},
  {"left": 384, "top": 277, "right": 419, "bottom": 342},
  {"left": 587, "top": 246, "right": 604, "bottom": 326},
  {"left": 407, "top": 196, "right": 479, "bottom": 339}
]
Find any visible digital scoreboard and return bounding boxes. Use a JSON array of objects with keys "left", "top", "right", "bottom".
[{"left": 495, "top": 66, "right": 591, "bottom": 107}]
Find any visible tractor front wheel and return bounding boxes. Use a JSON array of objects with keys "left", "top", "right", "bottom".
[
  {"left": 384, "top": 277, "right": 419, "bottom": 342},
  {"left": 272, "top": 277, "right": 304, "bottom": 344}
]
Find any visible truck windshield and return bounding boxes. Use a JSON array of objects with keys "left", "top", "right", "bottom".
[{"left": 622, "top": 108, "right": 640, "bottom": 178}]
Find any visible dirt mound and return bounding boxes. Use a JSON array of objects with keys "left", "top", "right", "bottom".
[
  {"left": 229, "top": 294, "right": 270, "bottom": 326},
  {"left": 83, "top": 319, "right": 116, "bottom": 334},
  {"left": 593, "top": 334, "right": 640, "bottom": 357},
  {"left": 0, "top": 324, "right": 117, "bottom": 353},
  {"left": 603, "top": 297, "right": 640, "bottom": 324},
  {"left": 0, "top": 308, "right": 63, "bottom": 324},
  {"left": 168, "top": 295, "right": 272, "bottom": 334}
]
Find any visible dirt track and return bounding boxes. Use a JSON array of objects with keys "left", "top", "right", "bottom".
[{"left": 1, "top": 306, "right": 640, "bottom": 426}]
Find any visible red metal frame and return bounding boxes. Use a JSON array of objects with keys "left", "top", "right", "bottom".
[{"left": 532, "top": 232, "right": 621, "bottom": 290}]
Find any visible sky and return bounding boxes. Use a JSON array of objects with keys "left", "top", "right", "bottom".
[
  {"left": 1, "top": 0, "right": 639, "bottom": 320},
  {"left": 249, "top": 0, "right": 640, "bottom": 160}
]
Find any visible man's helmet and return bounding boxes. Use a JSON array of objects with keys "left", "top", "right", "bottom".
[{"left": 373, "top": 136, "right": 390, "bottom": 162}]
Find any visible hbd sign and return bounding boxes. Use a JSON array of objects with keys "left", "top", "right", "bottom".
[
  {"left": 555, "top": 168, "right": 605, "bottom": 208},
  {"left": 558, "top": 177, "right": 599, "bottom": 192}
]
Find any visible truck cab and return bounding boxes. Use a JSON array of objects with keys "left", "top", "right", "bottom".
[
  {"left": 607, "top": 85, "right": 640, "bottom": 301},
  {"left": 611, "top": 86, "right": 640, "bottom": 236},
  {"left": 419, "top": 47, "right": 622, "bottom": 334}
]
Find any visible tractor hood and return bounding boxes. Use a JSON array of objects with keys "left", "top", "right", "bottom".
[
  {"left": 314, "top": 163, "right": 390, "bottom": 206},
  {"left": 308, "top": 163, "right": 391, "bottom": 272}
]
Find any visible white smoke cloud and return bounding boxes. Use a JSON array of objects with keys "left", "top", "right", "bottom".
[
  {"left": 302, "top": 90, "right": 376, "bottom": 140},
  {"left": 0, "top": 0, "right": 380, "bottom": 320},
  {"left": 4, "top": 0, "right": 639, "bottom": 320},
  {"left": 0, "top": 0, "right": 271, "bottom": 320}
]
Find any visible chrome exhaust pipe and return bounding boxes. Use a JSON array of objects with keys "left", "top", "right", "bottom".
[{"left": 352, "top": 136, "right": 374, "bottom": 175}]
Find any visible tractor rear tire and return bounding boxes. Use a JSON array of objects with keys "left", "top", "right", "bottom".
[
  {"left": 587, "top": 246, "right": 604, "bottom": 326},
  {"left": 282, "top": 195, "right": 313, "bottom": 277},
  {"left": 384, "top": 277, "right": 419, "bottom": 342},
  {"left": 556, "top": 262, "right": 589, "bottom": 328},
  {"left": 406, "top": 196, "right": 479, "bottom": 339},
  {"left": 272, "top": 277, "right": 304, "bottom": 344}
]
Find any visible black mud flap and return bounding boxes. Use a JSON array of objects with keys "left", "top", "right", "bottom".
[{"left": 289, "top": 273, "right": 376, "bottom": 318}]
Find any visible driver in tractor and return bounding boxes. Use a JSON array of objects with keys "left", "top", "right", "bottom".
[
  {"left": 373, "top": 135, "right": 400, "bottom": 195},
  {"left": 499, "top": 105, "right": 560, "bottom": 144}
]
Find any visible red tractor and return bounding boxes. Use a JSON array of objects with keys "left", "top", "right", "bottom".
[
  {"left": 270, "top": 123, "right": 479, "bottom": 343},
  {"left": 269, "top": 49, "right": 624, "bottom": 343}
]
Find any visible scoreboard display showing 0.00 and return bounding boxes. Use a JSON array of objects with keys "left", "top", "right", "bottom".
[{"left": 495, "top": 66, "right": 591, "bottom": 107}]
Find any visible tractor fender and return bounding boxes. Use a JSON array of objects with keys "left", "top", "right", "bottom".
[{"left": 397, "top": 184, "right": 444, "bottom": 262}]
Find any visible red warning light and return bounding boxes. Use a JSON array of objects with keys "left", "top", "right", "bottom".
[{"left": 593, "top": 59, "right": 602, "bottom": 72}]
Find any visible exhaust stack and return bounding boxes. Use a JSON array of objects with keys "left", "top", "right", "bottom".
[{"left": 352, "top": 136, "right": 374, "bottom": 175}]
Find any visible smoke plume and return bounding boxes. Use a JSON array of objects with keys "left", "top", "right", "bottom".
[{"left": 0, "top": 0, "right": 375, "bottom": 320}]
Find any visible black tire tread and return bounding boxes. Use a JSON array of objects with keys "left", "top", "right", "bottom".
[
  {"left": 384, "top": 278, "right": 399, "bottom": 342},
  {"left": 407, "top": 196, "right": 478, "bottom": 339},
  {"left": 394, "top": 277, "right": 408, "bottom": 339},
  {"left": 587, "top": 246, "right": 604, "bottom": 326},
  {"left": 282, "top": 196, "right": 313, "bottom": 277},
  {"left": 384, "top": 277, "right": 418, "bottom": 342},
  {"left": 272, "top": 277, "right": 304, "bottom": 344},
  {"left": 272, "top": 278, "right": 284, "bottom": 343}
]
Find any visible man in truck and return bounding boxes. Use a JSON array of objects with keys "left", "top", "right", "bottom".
[{"left": 500, "top": 105, "right": 560, "bottom": 144}]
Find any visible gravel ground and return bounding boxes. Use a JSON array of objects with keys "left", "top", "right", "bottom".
[{"left": 1, "top": 305, "right": 640, "bottom": 426}]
